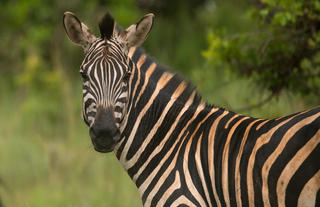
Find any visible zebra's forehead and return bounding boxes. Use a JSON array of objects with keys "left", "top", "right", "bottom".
[
  {"left": 79, "top": 40, "right": 129, "bottom": 75},
  {"left": 87, "top": 38, "right": 122, "bottom": 52},
  {"left": 81, "top": 38, "right": 125, "bottom": 65}
]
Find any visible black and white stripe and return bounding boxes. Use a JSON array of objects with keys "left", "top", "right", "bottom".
[
  {"left": 80, "top": 38, "right": 130, "bottom": 127},
  {"left": 113, "top": 46, "right": 319, "bottom": 207}
]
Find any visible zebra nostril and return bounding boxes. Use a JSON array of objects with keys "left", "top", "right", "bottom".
[
  {"left": 91, "top": 117, "right": 119, "bottom": 139},
  {"left": 90, "top": 126, "right": 98, "bottom": 137},
  {"left": 91, "top": 124, "right": 114, "bottom": 138}
]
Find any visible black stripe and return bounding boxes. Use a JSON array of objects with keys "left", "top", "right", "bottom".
[
  {"left": 139, "top": 96, "right": 203, "bottom": 202},
  {"left": 150, "top": 170, "right": 176, "bottom": 206},
  {"left": 269, "top": 117, "right": 320, "bottom": 206},
  {"left": 228, "top": 117, "right": 256, "bottom": 206},
  {"left": 315, "top": 190, "right": 320, "bottom": 207},
  {"left": 116, "top": 65, "right": 164, "bottom": 156},
  {"left": 255, "top": 110, "right": 320, "bottom": 206},
  {"left": 198, "top": 109, "right": 226, "bottom": 206},
  {"left": 126, "top": 76, "right": 182, "bottom": 160},
  {"left": 127, "top": 84, "right": 193, "bottom": 177},
  {"left": 212, "top": 112, "right": 239, "bottom": 207},
  {"left": 286, "top": 144, "right": 320, "bottom": 206}
]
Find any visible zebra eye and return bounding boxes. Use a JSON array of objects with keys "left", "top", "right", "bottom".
[
  {"left": 80, "top": 71, "right": 88, "bottom": 80},
  {"left": 123, "top": 71, "right": 131, "bottom": 81}
]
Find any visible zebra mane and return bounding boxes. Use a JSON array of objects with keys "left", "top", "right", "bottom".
[
  {"left": 131, "top": 46, "right": 212, "bottom": 110},
  {"left": 99, "top": 12, "right": 115, "bottom": 39}
]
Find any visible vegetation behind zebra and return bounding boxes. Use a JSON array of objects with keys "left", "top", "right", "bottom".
[{"left": 0, "top": 0, "right": 319, "bottom": 206}]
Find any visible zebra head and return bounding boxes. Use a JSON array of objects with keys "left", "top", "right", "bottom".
[{"left": 63, "top": 12, "right": 154, "bottom": 153}]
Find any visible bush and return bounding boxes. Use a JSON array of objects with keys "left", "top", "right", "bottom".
[{"left": 204, "top": 0, "right": 320, "bottom": 99}]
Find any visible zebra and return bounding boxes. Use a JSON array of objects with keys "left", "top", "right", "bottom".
[{"left": 63, "top": 11, "right": 320, "bottom": 207}]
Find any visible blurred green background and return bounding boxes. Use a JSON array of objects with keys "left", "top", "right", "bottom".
[{"left": 0, "top": 0, "right": 319, "bottom": 206}]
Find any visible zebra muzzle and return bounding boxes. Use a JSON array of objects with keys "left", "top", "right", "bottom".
[{"left": 89, "top": 107, "right": 120, "bottom": 153}]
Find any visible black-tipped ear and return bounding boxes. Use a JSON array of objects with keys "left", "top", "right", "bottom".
[{"left": 99, "top": 12, "right": 115, "bottom": 39}]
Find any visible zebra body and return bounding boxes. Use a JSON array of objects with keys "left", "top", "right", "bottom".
[{"left": 63, "top": 12, "right": 320, "bottom": 207}]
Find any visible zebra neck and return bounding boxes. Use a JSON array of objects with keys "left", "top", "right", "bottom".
[{"left": 114, "top": 47, "right": 214, "bottom": 185}]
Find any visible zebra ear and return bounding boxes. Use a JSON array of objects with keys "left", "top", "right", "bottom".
[
  {"left": 63, "top": 12, "right": 97, "bottom": 51},
  {"left": 120, "top": 13, "right": 154, "bottom": 50}
]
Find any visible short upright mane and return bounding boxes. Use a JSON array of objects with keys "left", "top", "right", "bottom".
[
  {"left": 99, "top": 12, "right": 115, "bottom": 39},
  {"left": 130, "top": 46, "right": 210, "bottom": 109}
]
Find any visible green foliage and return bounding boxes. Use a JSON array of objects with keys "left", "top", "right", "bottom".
[{"left": 204, "top": 0, "right": 320, "bottom": 99}]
